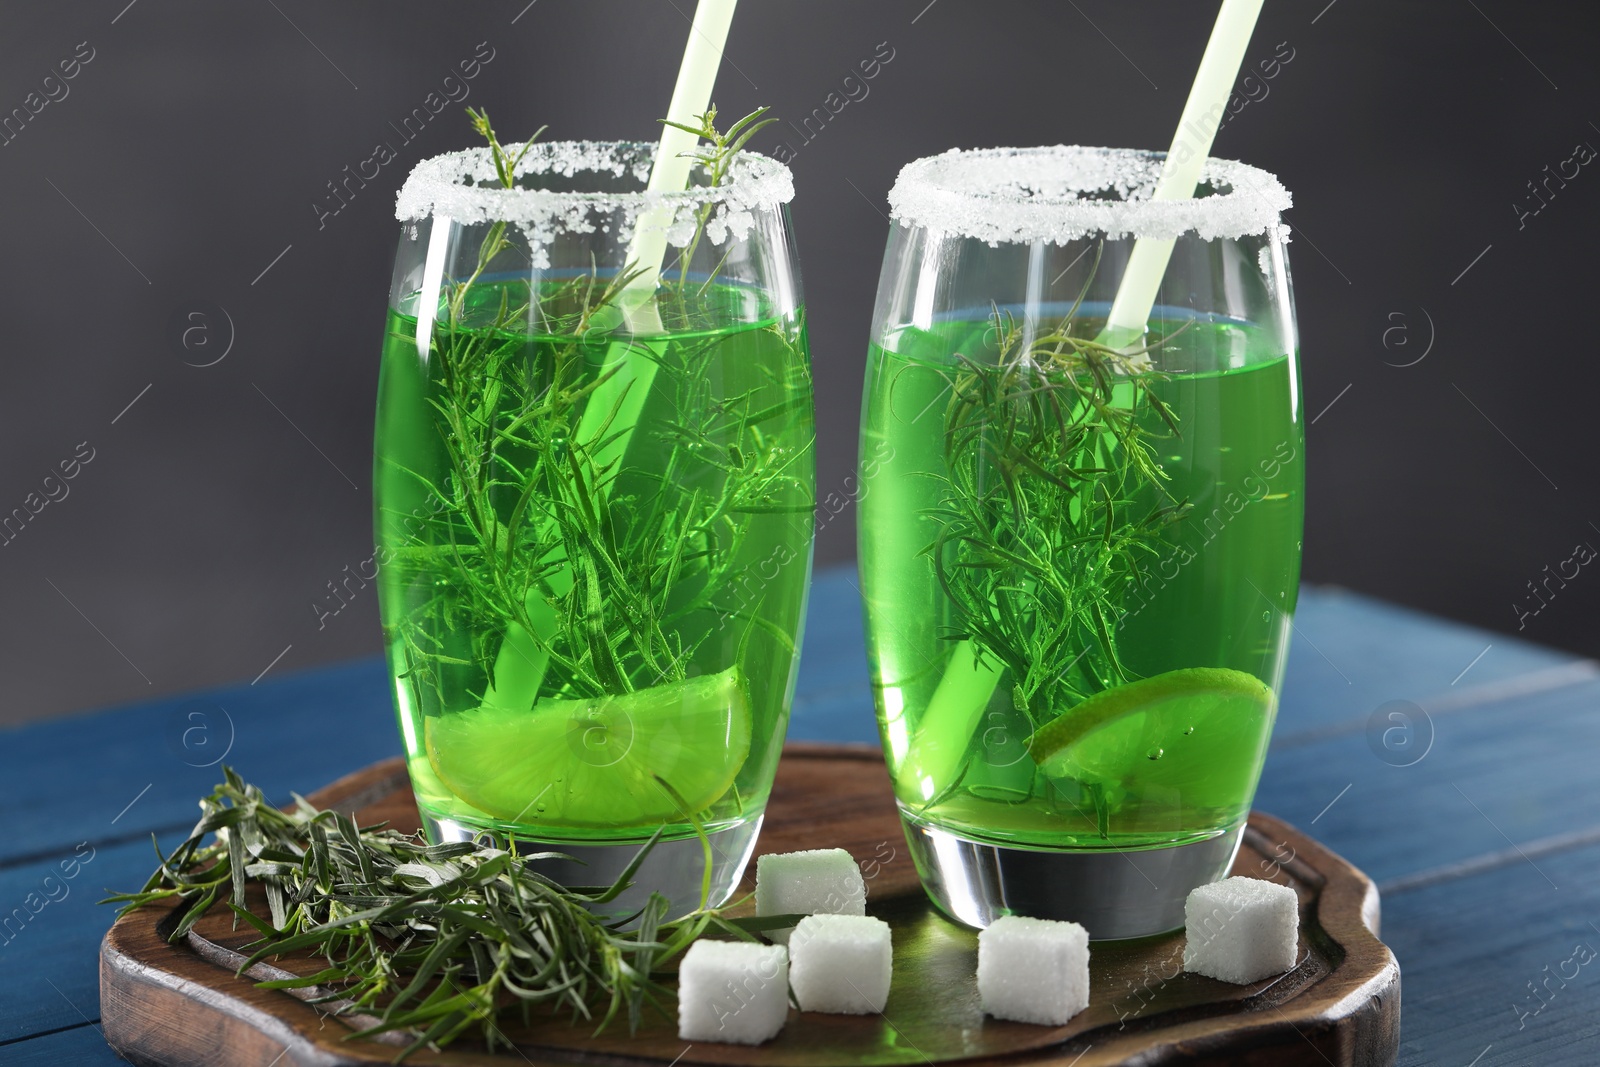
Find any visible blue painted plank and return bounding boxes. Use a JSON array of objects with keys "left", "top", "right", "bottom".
[
  {"left": 1383, "top": 841, "right": 1600, "bottom": 1066},
  {"left": 796, "top": 563, "right": 868, "bottom": 676},
  {"left": 1270, "top": 585, "right": 1590, "bottom": 742},
  {"left": 0, "top": 1025, "right": 120, "bottom": 1067},
  {"left": 1283, "top": 586, "right": 1574, "bottom": 701},
  {"left": 0, "top": 656, "right": 401, "bottom": 868},
  {"left": 0, "top": 839, "right": 166, "bottom": 1044},
  {"left": 1254, "top": 677, "right": 1600, "bottom": 886},
  {"left": 790, "top": 566, "right": 878, "bottom": 745}
]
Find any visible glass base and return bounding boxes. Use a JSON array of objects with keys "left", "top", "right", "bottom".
[
  {"left": 901, "top": 813, "right": 1243, "bottom": 940},
  {"left": 425, "top": 812, "right": 763, "bottom": 922}
]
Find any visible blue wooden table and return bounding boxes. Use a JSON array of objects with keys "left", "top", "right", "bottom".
[{"left": 3, "top": 563, "right": 1597, "bottom": 1065}]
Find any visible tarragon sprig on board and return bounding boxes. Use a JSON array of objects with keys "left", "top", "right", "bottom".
[{"left": 104, "top": 769, "right": 783, "bottom": 1059}]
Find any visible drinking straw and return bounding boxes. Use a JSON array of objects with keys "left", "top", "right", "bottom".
[
  {"left": 482, "top": 0, "right": 739, "bottom": 712},
  {"left": 897, "top": 0, "right": 1267, "bottom": 799},
  {"left": 1101, "top": 0, "right": 1266, "bottom": 346},
  {"left": 587, "top": 0, "right": 741, "bottom": 474},
  {"left": 621, "top": 0, "right": 742, "bottom": 306}
]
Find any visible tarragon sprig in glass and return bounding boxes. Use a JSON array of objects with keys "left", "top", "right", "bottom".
[
  {"left": 927, "top": 245, "right": 1193, "bottom": 726},
  {"left": 385, "top": 107, "right": 807, "bottom": 717}
]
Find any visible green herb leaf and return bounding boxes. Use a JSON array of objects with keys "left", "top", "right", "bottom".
[
  {"left": 925, "top": 250, "right": 1192, "bottom": 750},
  {"left": 104, "top": 769, "right": 761, "bottom": 1059}
]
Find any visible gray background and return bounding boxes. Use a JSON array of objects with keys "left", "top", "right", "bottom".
[{"left": 0, "top": 0, "right": 1593, "bottom": 726}]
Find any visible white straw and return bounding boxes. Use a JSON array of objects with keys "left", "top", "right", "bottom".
[
  {"left": 1102, "top": 0, "right": 1265, "bottom": 342},
  {"left": 622, "top": 0, "right": 739, "bottom": 307},
  {"left": 584, "top": 0, "right": 738, "bottom": 451}
]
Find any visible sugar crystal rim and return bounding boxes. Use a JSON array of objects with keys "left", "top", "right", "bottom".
[
  {"left": 886, "top": 145, "right": 1291, "bottom": 244},
  {"left": 394, "top": 139, "right": 794, "bottom": 225}
]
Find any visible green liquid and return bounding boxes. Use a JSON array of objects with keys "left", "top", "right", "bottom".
[
  {"left": 375, "top": 279, "right": 815, "bottom": 842},
  {"left": 858, "top": 315, "right": 1303, "bottom": 850}
]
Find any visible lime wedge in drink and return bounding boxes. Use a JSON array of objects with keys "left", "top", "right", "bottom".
[
  {"left": 426, "top": 665, "right": 751, "bottom": 828},
  {"left": 1025, "top": 667, "right": 1276, "bottom": 812}
]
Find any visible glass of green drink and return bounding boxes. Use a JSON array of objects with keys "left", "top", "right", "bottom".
[
  {"left": 859, "top": 146, "right": 1302, "bottom": 938},
  {"left": 375, "top": 135, "right": 814, "bottom": 916}
]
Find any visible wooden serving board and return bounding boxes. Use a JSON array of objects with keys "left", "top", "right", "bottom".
[{"left": 100, "top": 743, "right": 1400, "bottom": 1066}]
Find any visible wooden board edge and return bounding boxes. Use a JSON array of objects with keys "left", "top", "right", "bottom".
[
  {"left": 1040, "top": 811, "right": 1400, "bottom": 1066},
  {"left": 101, "top": 908, "right": 351, "bottom": 1067},
  {"left": 1249, "top": 809, "right": 1401, "bottom": 1016},
  {"left": 102, "top": 751, "right": 1399, "bottom": 1067},
  {"left": 304, "top": 755, "right": 411, "bottom": 813},
  {"left": 273, "top": 751, "right": 1405, "bottom": 1066},
  {"left": 94, "top": 747, "right": 882, "bottom": 1067},
  {"left": 100, "top": 906, "right": 538, "bottom": 1066}
]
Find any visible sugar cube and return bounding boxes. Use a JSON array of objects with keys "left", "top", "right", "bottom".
[
  {"left": 676, "top": 939, "right": 790, "bottom": 1045},
  {"left": 977, "top": 915, "right": 1090, "bottom": 1026},
  {"left": 755, "top": 848, "right": 866, "bottom": 944},
  {"left": 1183, "top": 876, "right": 1300, "bottom": 984},
  {"left": 789, "top": 913, "right": 893, "bottom": 1014}
]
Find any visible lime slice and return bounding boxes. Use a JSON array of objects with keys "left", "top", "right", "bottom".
[
  {"left": 1025, "top": 667, "right": 1275, "bottom": 811},
  {"left": 426, "top": 666, "right": 751, "bottom": 828}
]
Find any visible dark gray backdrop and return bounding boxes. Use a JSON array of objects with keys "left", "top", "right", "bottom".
[{"left": 1, "top": 0, "right": 1594, "bottom": 726}]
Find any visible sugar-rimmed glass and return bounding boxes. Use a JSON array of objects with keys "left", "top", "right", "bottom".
[
  {"left": 859, "top": 146, "right": 1302, "bottom": 938},
  {"left": 374, "top": 140, "right": 815, "bottom": 916}
]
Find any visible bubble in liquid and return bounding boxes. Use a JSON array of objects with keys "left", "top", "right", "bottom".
[
  {"left": 1262, "top": 610, "right": 1272, "bottom": 622},
  {"left": 1146, "top": 747, "right": 1164, "bottom": 761},
  {"left": 1184, "top": 726, "right": 1195, "bottom": 736}
]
